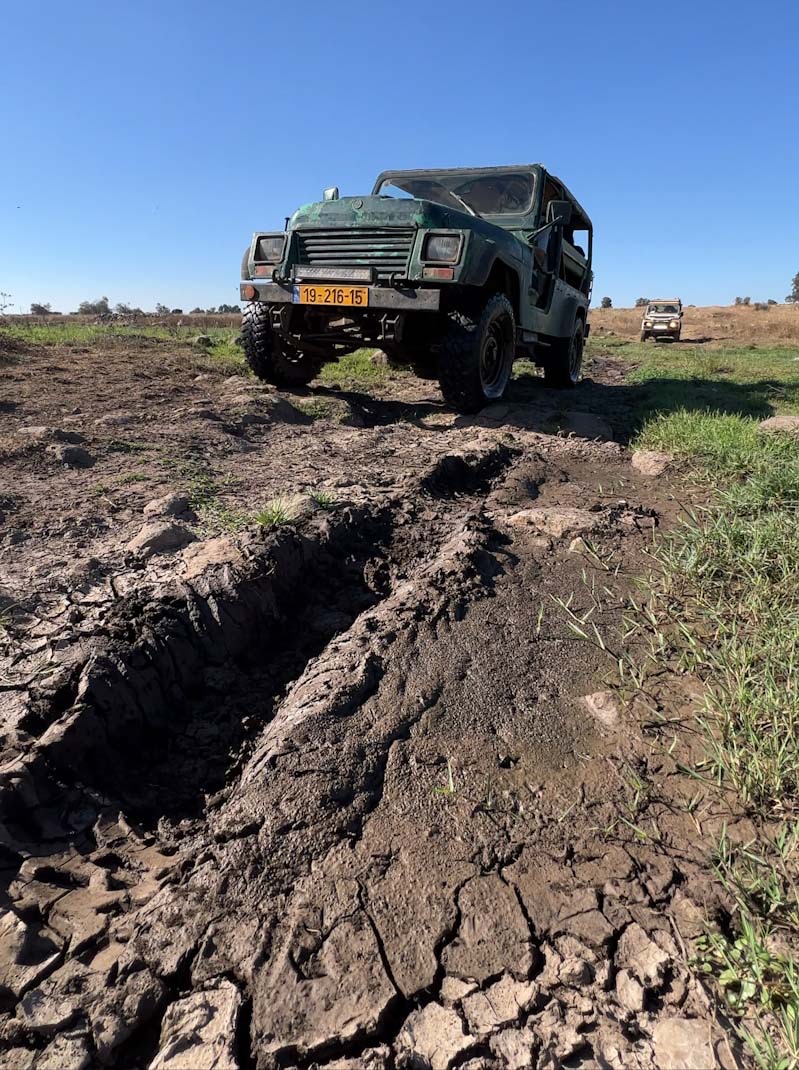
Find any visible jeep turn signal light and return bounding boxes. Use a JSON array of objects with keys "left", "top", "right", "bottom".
[
  {"left": 243, "top": 285, "right": 256, "bottom": 301},
  {"left": 423, "top": 266, "right": 455, "bottom": 280}
]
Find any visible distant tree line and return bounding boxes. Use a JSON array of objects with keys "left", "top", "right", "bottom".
[
  {"left": 734, "top": 296, "right": 779, "bottom": 309},
  {"left": 23, "top": 298, "right": 242, "bottom": 316}
]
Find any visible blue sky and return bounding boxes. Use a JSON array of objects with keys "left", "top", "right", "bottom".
[{"left": 2, "top": 0, "right": 797, "bottom": 313}]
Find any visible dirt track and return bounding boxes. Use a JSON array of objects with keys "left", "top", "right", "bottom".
[{"left": 0, "top": 336, "right": 748, "bottom": 1068}]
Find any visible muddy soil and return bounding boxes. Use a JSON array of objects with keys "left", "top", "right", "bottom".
[{"left": 0, "top": 337, "right": 748, "bottom": 1068}]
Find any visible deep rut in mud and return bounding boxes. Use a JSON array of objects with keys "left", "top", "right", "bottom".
[{"left": 1, "top": 436, "right": 742, "bottom": 1069}]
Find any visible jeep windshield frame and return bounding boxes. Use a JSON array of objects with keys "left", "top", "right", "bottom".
[{"left": 373, "top": 167, "right": 537, "bottom": 220}]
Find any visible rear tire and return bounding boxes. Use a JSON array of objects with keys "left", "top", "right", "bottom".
[
  {"left": 544, "top": 319, "right": 584, "bottom": 388},
  {"left": 437, "top": 294, "right": 515, "bottom": 414},
  {"left": 241, "top": 302, "right": 319, "bottom": 386}
]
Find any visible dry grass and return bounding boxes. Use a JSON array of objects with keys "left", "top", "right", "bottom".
[{"left": 591, "top": 304, "right": 799, "bottom": 346}]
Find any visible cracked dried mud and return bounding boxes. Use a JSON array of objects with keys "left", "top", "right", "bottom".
[{"left": 0, "top": 335, "right": 747, "bottom": 1068}]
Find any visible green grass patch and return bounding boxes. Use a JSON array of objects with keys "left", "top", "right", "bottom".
[
  {"left": 511, "top": 358, "right": 539, "bottom": 381},
  {"left": 255, "top": 495, "right": 302, "bottom": 528},
  {"left": 107, "top": 438, "right": 149, "bottom": 454},
  {"left": 295, "top": 398, "right": 334, "bottom": 420},
  {"left": 1, "top": 320, "right": 240, "bottom": 348},
  {"left": 2, "top": 319, "right": 251, "bottom": 377},
  {"left": 192, "top": 336, "right": 249, "bottom": 376},
  {"left": 317, "top": 348, "right": 404, "bottom": 387},
  {"left": 622, "top": 341, "right": 799, "bottom": 1066},
  {"left": 160, "top": 456, "right": 250, "bottom": 534},
  {"left": 592, "top": 339, "right": 799, "bottom": 425},
  {"left": 310, "top": 489, "right": 337, "bottom": 510}
]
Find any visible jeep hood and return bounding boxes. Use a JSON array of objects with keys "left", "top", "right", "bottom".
[{"left": 289, "top": 195, "right": 494, "bottom": 235}]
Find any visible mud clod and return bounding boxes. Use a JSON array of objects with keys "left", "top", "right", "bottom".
[
  {"left": 652, "top": 1017, "right": 717, "bottom": 1069},
  {"left": 396, "top": 1002, "right": 475, "bottom": 1070},
  {"left": 150, "top": 979, "right": 241, "bottom": 1069}
]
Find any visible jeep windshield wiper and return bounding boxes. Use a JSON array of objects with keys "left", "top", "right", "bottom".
[{"left": 446, "top": 191, "right": 478, "bottom": 217}]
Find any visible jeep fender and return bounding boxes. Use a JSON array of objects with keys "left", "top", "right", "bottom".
[{"left": 469, "top": 246, "right": 525, "bottom": 320}]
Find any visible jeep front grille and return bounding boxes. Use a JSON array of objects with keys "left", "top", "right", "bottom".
[{"left": 295, "top": 228, "right": 415, "bottom": 282}]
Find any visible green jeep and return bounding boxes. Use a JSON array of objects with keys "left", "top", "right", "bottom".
[{"left": 240, "top": 165, "right": 593, "bottom": 413}]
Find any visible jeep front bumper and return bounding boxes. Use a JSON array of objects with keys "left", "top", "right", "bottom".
[{"left": 241, "top": 281, "right": 440, "bottom": 311}]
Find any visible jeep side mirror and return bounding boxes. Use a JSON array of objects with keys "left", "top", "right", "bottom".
[
  {"left": 547, "top": 199, "right": 572, "bottom": 225},
  {"left": 323, "top": 186, "right": 340, "bottom": 201}
]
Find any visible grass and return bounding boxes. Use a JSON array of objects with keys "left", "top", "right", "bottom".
[
  {"left": 608, "top": 336, "right": 799, "bottom": 1067},
  {"left": 310, "top": 489, "right": 337, "bottom": 510},
  {"left": 590, "top": 338, "right": 799, "bottom": 424},
  {"left": 0, "top": 320, "right": 250, "bottom": 377},
  {"left": 107, "top": 438, "right": 149, "bottom": 454},
  {"left": 161, "top": 457, "right": 250, "bottom": 534},
  {"left": 255, "top": 495, "right": 302, "bottom": 528},
  {"left": 0, "top": 321, "right": 236, "bottom": 346},
  {"left": 192, "top": 336, "right": 248, "bottom": 376},
  {"left": 317, "top": 348, "right": 402, "bottom": 387},
  {"left": 1, "top": 321, "right": 398, "bottom": 386},
  {"left": 296, "top": 398, "right": 335, "bottom": 420}
]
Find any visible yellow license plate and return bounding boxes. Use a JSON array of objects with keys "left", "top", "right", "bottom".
[{"left": 296, "top": 284, "right": 369, "bottom": 307}]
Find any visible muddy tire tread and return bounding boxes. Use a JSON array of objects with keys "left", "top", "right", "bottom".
[
  {"left": 544, "top": 318, "right": 584, "bottom": 389},
  {"left": 437, "top": 294, "right": 515, "bottom": 414},
  {"left": 241, "top": 302, "right": 319, "bottom": 386}
]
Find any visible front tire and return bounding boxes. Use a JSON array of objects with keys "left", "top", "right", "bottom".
[
  {"left": 544, "top": 319, "right": 584, "bottom": 388},
  {"left": 437, "top": 294, "right": 516, "bottom": 414},
  {"left": 241, "top": 302, "right": 319, "bottom": 386}
]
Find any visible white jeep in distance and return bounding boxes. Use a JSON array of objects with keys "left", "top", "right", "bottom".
[{"left": 640, "top": 299, "right": 682, "bottom": 342}]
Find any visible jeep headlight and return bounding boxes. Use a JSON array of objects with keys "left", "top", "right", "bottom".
[
  {"left": 669, "top": 320, "right": 679, "bottom": 328},
  {"left": 256, "top": 235, "right": 285, "bottom": 262},
  {"left": 644, "top": 319, "right": 653, "bottom": 327},
  {"left": 423, "top": 233, "right": 460, "bottom": 263}
]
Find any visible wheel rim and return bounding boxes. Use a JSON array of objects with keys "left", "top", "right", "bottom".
[{"left": 480, "top": 321, "right": 509, "bottom": 393}]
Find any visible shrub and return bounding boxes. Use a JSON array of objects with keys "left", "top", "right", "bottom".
[
  {"left": 600, "top": 296, "right": 612, "bottom": 309},
  {"left": 30, "top": 302, "right": 51, "bottom": 315},
  {"left": 77, "top": 297, "right": 110, "bottom": 315},
  {"left": 635, "top": 297, "right": 650, "bottom": 307}
]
